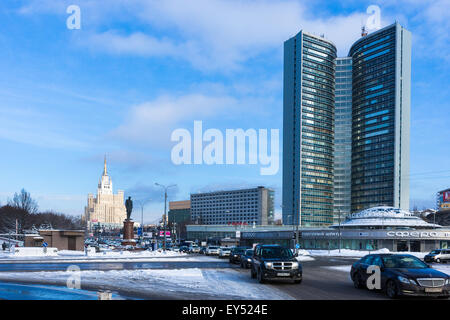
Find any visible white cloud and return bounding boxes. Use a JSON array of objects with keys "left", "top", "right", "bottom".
[
  {"left": 72, "top": 0, "right": 366, "bottom": 70},
  {"left": 110, "top": 94, "right": 238, "bottom": 147}
]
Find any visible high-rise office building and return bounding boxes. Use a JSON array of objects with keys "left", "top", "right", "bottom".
[
  {"left": 349, "top": 22, "right": 411, "bottom": 212},
  {"left": 283, "top": 31, "right": 337, "bottom": 227},
  {"left": 333, "top": 57, "right": 353, "bottom": 223},
  {"left": 283, "top": 22, "right": 411, "bottom": 227}
]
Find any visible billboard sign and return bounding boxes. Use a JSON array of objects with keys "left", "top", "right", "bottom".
[
  {"left": 443, "top": 191, "right": 450, "bottom": 203},
  {"left": 159, "top": 231, "right": 171, "bottom": 237}
]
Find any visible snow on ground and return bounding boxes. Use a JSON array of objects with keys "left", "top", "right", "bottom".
[
  {"left": 0, "top": 268, "right": 293, "bottom": 300},
  {"left": 306, "top": 248, "right": 428, "bottom": 259},
  {"left": 296, "top": 255, "right": 315, "bottom": 262},
  {"left": 307, "top": 248, "right": 390, "bottom": 257},
  {"left": 0, "top": 249, "right": 218, "bottom": 263},
  {"left": 325, "top": 265, "right": 352, "bottom": 273}
]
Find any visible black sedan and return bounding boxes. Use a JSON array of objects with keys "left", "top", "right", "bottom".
[
  {"left": 240, "top": 249, "right": 255, "bottom": 269},
  {"left": 351, "top": 253, "right": 450, "bottom": 299},
  {"left": 229, "top": 247, "right": 248, "bottom": 264}
]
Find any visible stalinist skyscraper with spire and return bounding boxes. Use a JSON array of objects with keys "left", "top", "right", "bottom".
[{"left": 84, "top": 157, "right": 127, "bottom": 230}]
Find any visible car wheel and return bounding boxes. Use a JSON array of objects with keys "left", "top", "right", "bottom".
[
  {"left": 257, "top": 268, "right": 265, "bottom": 284},
  {"left": 294, "top": 279, "right": 302, "bottom": 284},
  {"left": 251, "top": 267, "right": 256, "bottom": 279},
  {"left": 386, "top": 280, "right": 398, "bottom": 299},
  {"left": 353, "top": 273, "right": 364, "bottom": 289}
]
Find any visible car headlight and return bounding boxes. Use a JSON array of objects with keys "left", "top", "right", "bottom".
[
  {"left": 446, "top": 278, "right": 450, "bottom": 285},
  {"left": 292, "top": 262, "right": 299, "bottom": 269},
  {"left": 398, "top": 276, "right": 415, "bottom": 285},
  {"left": 264, "top": 262, "right": 273, "bottom": 269},
  {"left": 247, "top": 258, "right": 251, "bottom": 262}
]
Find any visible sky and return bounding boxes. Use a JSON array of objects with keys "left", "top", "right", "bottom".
[{"left": 0, "top": 0, "right": 449, "bottom": 223}]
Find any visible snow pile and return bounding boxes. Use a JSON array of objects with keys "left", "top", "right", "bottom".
[
  {"left": 308, "top": 248, "right": 431, "bottom": 259},
  {"left": 297, "top": 249, "right": 310, "bottom": 256},
  {"left": 4, "top": 249, "right": 186, "bottom": 259},
  {"left": 13, "top": 247, "right": 58, "bottom": 257},
  {"left": 294, "top": 249, "right": 315, "bottom": 262},
  {"left": 307, "top": 248, "right": 390, "bottom": 257}
]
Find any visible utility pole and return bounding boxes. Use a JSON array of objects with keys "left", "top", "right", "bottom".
[{"left": 155, "top": 183, "right": 177, "bottom": 252}]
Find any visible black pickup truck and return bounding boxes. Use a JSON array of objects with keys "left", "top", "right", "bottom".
[{"left": 250, "top": 244, "right": 302, "bottom": 284}]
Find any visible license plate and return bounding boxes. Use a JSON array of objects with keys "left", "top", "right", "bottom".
[
  {"left": 277, "top": 273, "right": 290, "bottom": 277},
  {"left": 425, "top": 288, "right": 443, "bottom": 293}
]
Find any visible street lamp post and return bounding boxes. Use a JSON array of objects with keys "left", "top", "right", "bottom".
[
  {"left": 155, "top": 183, "right": 177, "bottom": 252},
  {"left": 135, "top": 199, "right": 150, "bottom": 244},
  {"left": 296, "top": 198, "right": 300, "bottom": 251},
  {"left": 338, "top": 209, "right": 341, "bottom": 253}
]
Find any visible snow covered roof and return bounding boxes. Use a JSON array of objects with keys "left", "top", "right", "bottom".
[{"left": 331, "top": 206, "right": 442, "bottom": 229}]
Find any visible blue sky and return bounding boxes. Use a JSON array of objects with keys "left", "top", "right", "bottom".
[{"left": 0, "top": 0, "right": 449, "bottom": 223}]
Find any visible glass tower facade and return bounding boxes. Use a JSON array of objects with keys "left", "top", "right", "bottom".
[
  {"left": 283, "top": 31, "right": 337, "bottom": 227},
  {"left": 349, "top": 22, "right": 411, "bottom": 212},
  {"left": 333, "top": 57, "right": 353, "bottom": 223}
]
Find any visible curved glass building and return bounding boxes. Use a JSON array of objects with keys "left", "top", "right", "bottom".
[
  {"left": 349, "top": 22, "right": 411, "bottom": 212},
  {"left": 283, "top": 31, "right": 337, "bottom": 227}
]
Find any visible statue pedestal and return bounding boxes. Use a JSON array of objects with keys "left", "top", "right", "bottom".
[{"left": 122, "top": 220, "right": 136, "bottom": 246}]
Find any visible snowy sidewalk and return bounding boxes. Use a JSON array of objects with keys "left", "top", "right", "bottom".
[{"left": 0, "top": 250, "right": 221, "bottom": 264}]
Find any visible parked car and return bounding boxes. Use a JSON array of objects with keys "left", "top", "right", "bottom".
[
  {"left": 179, "top": 246, "right": 189, "bottom": 253},
  {"left": 206, "top": 246, "right": 220, "bottom": 255},
  {"left": 250, "top": 244, "right": 302, "bottom": 284},
  {"left": 189, "top": 245, "right": 201, "bottom": 254},
  {"left": 424, "top": 249, "right": 450, "bottom": 263},
  {"left": 218, "top": 247, "right": 232, "bottom": 258},
  {"left": 229, "top": 247, "right": 248, "bottom": 264},
  {"left": 351, "top": 253, "right": 450, "bottom": 299},
  {"left": 240, "top": 249, "right": 255, "bottom": 269},
  {"left": 199, "top": 246, "right": 207, "bottom": 255}
]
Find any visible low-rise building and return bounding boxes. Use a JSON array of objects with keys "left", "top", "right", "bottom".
[
  {"left": 187, "top": 207, "right": 450, "bottom": 252},
  {"left": 24, "top": 230, "right": 85, "bottom": 251}
]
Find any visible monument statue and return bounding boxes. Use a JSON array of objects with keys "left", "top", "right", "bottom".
[{"left": 125, "top": 196, "right": 133, "bottom": 221}]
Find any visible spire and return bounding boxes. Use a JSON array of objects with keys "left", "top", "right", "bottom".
[{"left": 103, "top": 155, "right": 107, "bottom": 176}]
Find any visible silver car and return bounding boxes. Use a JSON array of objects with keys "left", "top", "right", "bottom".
[
  {"left": 218, "top": 247, "right": 232, "bottom": 258},
  {"left": 206, "top": 246, "right": 220, "bottom": 255},
  {"left": 424, "top": 249, "right": 450, "bottom": 263}
]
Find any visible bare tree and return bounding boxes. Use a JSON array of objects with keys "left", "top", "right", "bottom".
[{"left": 8, "top": 189, "right": 38, "bottom": 214}]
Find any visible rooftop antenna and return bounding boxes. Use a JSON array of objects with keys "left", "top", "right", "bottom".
[{"left": 361, "top": 26, "right": 368, "bottom": 37}]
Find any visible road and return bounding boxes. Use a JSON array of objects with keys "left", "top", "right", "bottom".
[
  {"left": 0, "top": 254, "right": 391, "bottom": 299},
  {"left": 236, "top": 256, "right": 388, "bottom": 300}
]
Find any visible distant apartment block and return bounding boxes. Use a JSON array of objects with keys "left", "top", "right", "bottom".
[{"left": 190, "top": 186, "right": 274, "bottom": 225}]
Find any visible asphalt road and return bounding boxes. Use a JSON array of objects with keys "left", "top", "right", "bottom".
[{"left": 234, "top": 256, "right": 389, "bottom": 300}]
